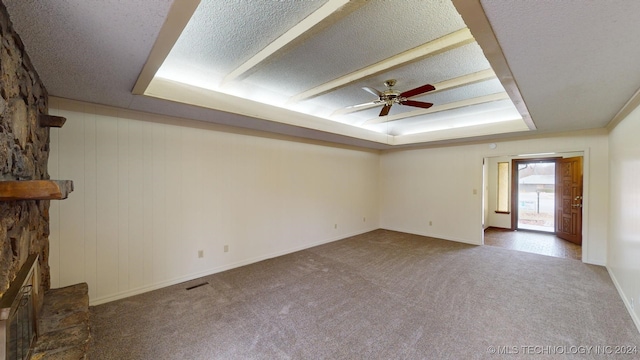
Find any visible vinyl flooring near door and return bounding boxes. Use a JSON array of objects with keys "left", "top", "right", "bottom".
[{"left": 484, "top": 227, "right": 581, "bottom": 260}]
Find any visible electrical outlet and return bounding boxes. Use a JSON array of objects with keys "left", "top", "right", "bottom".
[
  {"left": 334, "top": 224, "right": 337, "bottom": 229},
  {"left": 198, "top": 250, "right": 204, "bottom": 258},
  {"left": 363, "top": 217, "right": 366, "bottom": 222},
  {"left": 224, "top": 245, "right": 229, "bottom": 253},
  {"left": 429, "top": 221, "right": 432, "bottom": 226}
]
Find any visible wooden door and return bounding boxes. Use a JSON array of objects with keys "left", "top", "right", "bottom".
[{"left": 555, "top": 157, "right": 583, "bottom": 245}]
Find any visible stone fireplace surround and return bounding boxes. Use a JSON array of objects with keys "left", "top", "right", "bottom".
[
  {"left": 0, "top": 0, "right": 50, "bottom": 316},
  {"left": 1, "top": 1, "right": 89, "bottom": 358}
]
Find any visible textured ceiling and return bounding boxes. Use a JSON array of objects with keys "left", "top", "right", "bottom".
[
  {"left": 4, "top": 0, "right": 640, "bottom": 149},
  {"left": 480, "top": 0, "right": 640, "bottom": 133},
  {"left": 150, "top": 0, "right": 525, "bottom": 145},
  {"left": 3, "top": 0, "right": 174, "bottom": 108},
  {"left": 157, "top": 1, "right": 325, "bottom": 83},
  {"left": 239, "top": 0, "right": 467, "bottom": 95}
]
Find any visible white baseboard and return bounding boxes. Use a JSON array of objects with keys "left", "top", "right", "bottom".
[
  {"left": 583, "top": 258, "right": 606, "bottom": 266},
  {"left": 89, "top": 227, "right": 378, "bottom": 306},
  {"left": 607, "top": 266, "right": 640, "bottom": 334}
]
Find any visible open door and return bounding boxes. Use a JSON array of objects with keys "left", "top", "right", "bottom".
[{"left": 555, "top": 156, "right": 583, "bottom": 245}]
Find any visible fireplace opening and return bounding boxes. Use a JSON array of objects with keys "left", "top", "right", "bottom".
[{"left": 0, "top": 255, "right": 39, "bottom": 360}]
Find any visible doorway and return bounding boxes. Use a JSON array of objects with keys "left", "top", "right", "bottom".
[
  {"left": 482, "top": 153, "right": 585, "bottom": 259},
  {"left": 512, "top": 159, "right": 556, "bottom": 232}
]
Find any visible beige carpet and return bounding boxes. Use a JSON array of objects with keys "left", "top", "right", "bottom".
[{"left": 89, "top": 230, "right": 639, "bottom": 359}]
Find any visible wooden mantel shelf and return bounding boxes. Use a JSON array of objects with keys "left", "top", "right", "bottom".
[
  {"left": 0, "top": 180, "right": 74, "bottom": 201},
  {"left": 39, "top": 114, "right": 66, "bottom": 128}
]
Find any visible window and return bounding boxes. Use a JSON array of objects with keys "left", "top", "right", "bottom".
[{"left": 496, "top": 162, "right": 510, "bottom": 213}]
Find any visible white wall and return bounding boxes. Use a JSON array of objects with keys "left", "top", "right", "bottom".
[
  {"left": 380, "top": 145, "right": 485, "bottom": 245},
  {"left": 608, "top": 103, "right": 640, "bottom": 330},
  {"left": 48, "top": 98, "right": 380, "bottom": 305},
  {"left": 379, "top": 129, "right": 609, "bottom": 265},
  {"left": 47, "top": 95, "right": 613, "bottom": 305}
]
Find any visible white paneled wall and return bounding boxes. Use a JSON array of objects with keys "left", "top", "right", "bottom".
[
  {"left": 48, "top": 98, "right": 379, "bottom": 304},
  {"left": 608, "top": 103, "right": 640, "bottom": 331},
  {"left": 380, "top": 129, "right": 609, "bottom": 265},
  {"left": 47, "top": 97, "right": 616, "bottom": 306}
]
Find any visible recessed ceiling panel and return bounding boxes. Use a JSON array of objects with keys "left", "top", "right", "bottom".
[
  {"left": 311, "top": 43, "right": 492, "bottom": 111},
  {"left": 243, "top": 0, "right": 467, "bottom": 95},
  {"left": 409, "top": 79, "right": 505, "bottom": 106},
  {"left": 156, "top": 0, "right": 326, "bottom": 87},
  {"left": 366, "top": 100, "right": 522, "bottom": 135},
  {"left": 147, "top": 0, "right": 529, "bottom": 145},
  {"left": 328, "top": 79, "right": 505, "bottom": 125}
]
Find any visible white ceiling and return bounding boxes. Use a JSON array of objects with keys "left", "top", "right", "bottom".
[{"left": 4, "top": 0, "right": 640, "bottom": 149}]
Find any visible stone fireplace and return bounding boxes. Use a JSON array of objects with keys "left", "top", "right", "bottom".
[
  {"left": 0, "top": 0, "right": 52, "bottom": 301},
  {"left": 0, "top": 1, "right": 71, "bottom": 358}
]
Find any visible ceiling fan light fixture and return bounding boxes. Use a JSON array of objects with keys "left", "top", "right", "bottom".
[{"left": 354, "top": 79, "right": 436, "bottom": 117}]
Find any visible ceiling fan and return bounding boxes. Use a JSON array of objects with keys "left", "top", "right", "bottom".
[{"left": 359, "top": 79, "right": 436, "bottom": 117}]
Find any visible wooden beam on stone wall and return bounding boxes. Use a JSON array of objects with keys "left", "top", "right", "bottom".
[
  {"left": 0, "top": 180, "right": 74, "bottom": 201},
  {"left": 38, "top": 114, "right": 66, "bottom": 128}
]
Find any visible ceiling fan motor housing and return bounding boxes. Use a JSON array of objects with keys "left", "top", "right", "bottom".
[
  {"left": 380, "top": 90, "right": 401, "bottom": 103},
  {"left": 383, "top": 79, "right": 397, "bottom": 88}
]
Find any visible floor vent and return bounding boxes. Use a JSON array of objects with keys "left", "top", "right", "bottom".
[{"left": 186, "top": 282, "right": 209, "bottom": 290}]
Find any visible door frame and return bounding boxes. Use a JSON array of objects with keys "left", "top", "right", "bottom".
[{"left": 482, "top": 149, "right": 590, "bottom": 263}]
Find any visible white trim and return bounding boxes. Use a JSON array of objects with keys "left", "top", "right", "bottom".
[
  {"left": 580, "top": 148, "right": 590, "bottom": 264},
  {"left": 132, "top": 0, "right": 201, "bottom": 95},
  {"left": 606, "top": 85, "right": 640, "bottom": 131},
  {"left": 451, "top": 0, "right": 535, "bottom": 131}
]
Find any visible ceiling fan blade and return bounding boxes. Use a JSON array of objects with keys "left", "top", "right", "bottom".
[
  {"left": 401, "top": 100, "right": 434, "bottom": 109},
  {"left": 379, "top": 104, "right": 392, "bottom": 117},
  {"left": 331, "top": 101, "right": 379, "bottom": 116},
  {"left": 362, "top": 86, "right": 383, "bottom": 98},
  {"left": 400, "top": 84, "right": 435, "bottom": 98}
]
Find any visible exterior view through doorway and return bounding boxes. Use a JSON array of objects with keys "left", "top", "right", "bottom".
[{"left": 513, "top": 159, "right": 556, "bottom": 232}]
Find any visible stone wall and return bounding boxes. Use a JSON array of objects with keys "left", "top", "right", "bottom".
[{"left": 0, "top": 1, "right": 51, "bottom": 299}]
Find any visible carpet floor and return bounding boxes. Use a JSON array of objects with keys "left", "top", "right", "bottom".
[{"left": 89, "top": 230, "right": 639, "bottom": 359}]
